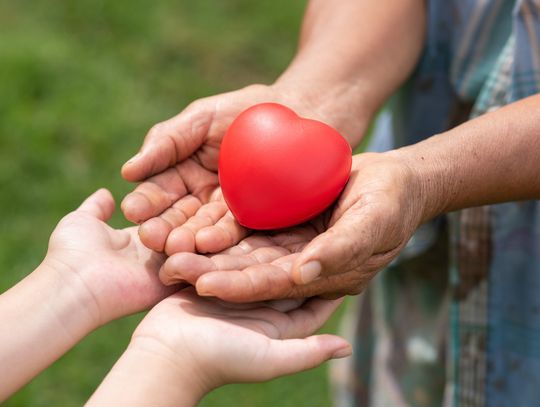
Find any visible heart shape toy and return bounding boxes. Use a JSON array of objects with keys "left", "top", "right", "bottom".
[{"left": 219, "top": 103, "right": 352, "bottom": 230}]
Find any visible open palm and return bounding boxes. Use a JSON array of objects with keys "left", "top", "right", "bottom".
[
  {"left": 132, "top": 288, "right": 350, "bottom": 389},
  {"left": 120, "top": 84, "right": 332, "bottom": 256},
  {"left": 46, "top": 189, "right": 177, "bottom": 326}
]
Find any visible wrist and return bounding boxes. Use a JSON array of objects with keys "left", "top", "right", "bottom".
[
  {"left": 130, "top": 335, "right": 211, "bottom": 395},
  {"left": 89, "top": 336, "right": 209, "bottom": 406},
  {"left": 272, "top": 73, "right": 374, "bottom": 147},
  {"left": 386, "top": 140, "right": 454, "bottom": 223},
  {"left": 0, "top": 261, "right": 99, "bottom": 398},
  {"left": 38, "top": 257, "right": 101, "bottom": 335}
]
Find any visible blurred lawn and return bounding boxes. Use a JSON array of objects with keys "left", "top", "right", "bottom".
[{"left": 0, "top": 1, "right": 347, "bottom": 405}]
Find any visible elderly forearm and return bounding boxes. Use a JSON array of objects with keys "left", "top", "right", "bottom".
[
  {"left": 276, "top": 0, "right": 426, "bottom": 146},
  {"left": 393, "top": 94, "right": 540, "bottom": 221}
]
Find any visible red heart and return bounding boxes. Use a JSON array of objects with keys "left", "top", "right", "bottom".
[{"left": 219, "top": 103, "right": 352, "bottom": 230}]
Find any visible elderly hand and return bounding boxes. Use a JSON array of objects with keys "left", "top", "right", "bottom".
[
  {"left": 119, "top": 80, "right": 371, "bottom": 258},
  {"left": 120, "top": 84, "right": 336, "bottom": 255},
  {"left": 158, "top": 152, "right": 425, "bottom": 302}
]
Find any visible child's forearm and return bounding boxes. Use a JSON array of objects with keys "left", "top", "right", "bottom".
[
  {"left": 0, "top": 262, "right": 97, "bottom": 401},
  {"left": 87, "top": 338, "right": 206, "bottom": 406}
]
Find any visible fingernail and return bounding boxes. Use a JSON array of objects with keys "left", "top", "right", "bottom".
[
  {"left": 298, "top": 261, "right": 322, "bottom": 284},
  {"left": 197, "top": 289, "right": 214, "bottom": 297},
  {"left": 331, "top": 346, "right": 352, "bottom": 359},
  {"left": 126, "top": 152, "right": 141, "bottom": 164},
  {"left": 197, "top": 275, "right": 229, "bottom": 297}
]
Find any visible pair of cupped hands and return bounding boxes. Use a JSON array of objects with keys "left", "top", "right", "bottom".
[{"left": 45, "top": 84, "right": 424, "bottom": 393}]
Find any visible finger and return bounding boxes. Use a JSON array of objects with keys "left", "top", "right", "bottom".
[
  {"left": 121, "top": 159, "right": 217, "bottom": 224},
  {"left": 222, "top": 298, "right": 342, "bottom": 340},
  {"left": 219, "top": 235, "right": 279, "bottom": 255},
  {"left": 121, "top": 101, "right": 214, "bottom": 182},
  {"left": 138, "top": 195, "right": 202, "bottom": 252},
  {"left": 196, "top": 255, "right": 366, "bottom": 302},
  {"left": 254, "top": 335, "right": 351, "bottom": 381},
  {"left": 281, "top": 298, "right": 343, "bottom": 338},
  {"left": 195, "top": 262, "right": 296, "bottom": 302},
  {"left": 77, "top": 188, "right": 115, "bottom": 222},
  {"left": 160, "top": 253, "right": 216, "bottom": 286},
  {"left": 263, "top": 298, "right": 305, "bottom": 313},
  {"left": 160, "top": 245, "right": 291, "bottom": 286},
  {"left": 212, "top": 245, "right": 290, "bottom": 271},
  {"left": 214, "top": 224, "right": 316, "bottom": 256},
  {"left": 164, "top": 201, "right": 228, "bottom": 255},
  {"left": 178, "top": 287, "right": 301, "bottom": 313},
  {"left": 121, "top": 167, "right": 188, "bottom": 224},
  {"left": 195, "top": 210, "right": 249, "bottom": 253},
  {"left": 291, "top": 207, "right": 376, "bottom": 285},
  {"left": 267, "top": 223, "right": 320, "bottom": 252}
]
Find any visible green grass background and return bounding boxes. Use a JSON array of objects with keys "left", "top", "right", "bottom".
[{"left": 0, "top": 1, "right": 348, "bottom": 405}]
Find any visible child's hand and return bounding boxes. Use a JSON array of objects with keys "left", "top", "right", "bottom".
[
  {"left": 43, "top": 189, "right": 176, "bottom": 328},
  {"left": 88, "top": 288, "right": 350, "bottom": 406},
  {"left": 0, "top": 189, "right": 178, "bottom": 400}
]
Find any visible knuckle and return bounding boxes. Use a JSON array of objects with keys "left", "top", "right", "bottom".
[
  {"left": 185, "top": 99, "right": 206, "bottom": 115},
  {"left": 147, "top": 122, "right": 165, "bottom": 138},
  {"left": 349, "top": 270, "right": 376, "bottom": 293},
  {"left": 289, "top": 284, "right": 318, "bottom": 299},
  {"left": 158, "top": 266, "right": 174, "bottom": 285}
]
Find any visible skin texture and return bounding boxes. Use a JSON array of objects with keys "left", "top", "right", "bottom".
[
  {"left": 160, "top": 94, "right": 540, "bottom": 302},
  {"left": 158, "top": 153, "right": 423, "bottom": 301},
  {"left": 120, "top": 0, "right": 426, "bottom": 257},
  {"left": 0, "top": 189, "right": 176, "bottom": 401},
  {"left": 121, "top": 84, "right": 332, "bottom": 255},
  {"left": 120, "top": 0, "right": 540, "bottom": 303},
  {"left": 397, "top": 94, "right": 540, "bottom": 219},
  {"left": 87, "top": 289, "right": 350, "bottom": 406},
  {"left": 0, "top": 190, "right": 349, "bottom": 403}
]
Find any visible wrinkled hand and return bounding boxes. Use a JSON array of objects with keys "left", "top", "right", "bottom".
[
  {"left": 130, "top": 288, "right": 350, "bottom": 393},
  {"left": 45, "top": 189, "right": 177, "bottom": 326},
  {"left": 120, "top": 84, "right": 347, "bottom": 256},
  {"left": 158, "top": 153, "right": 425, "bottom": 302}
]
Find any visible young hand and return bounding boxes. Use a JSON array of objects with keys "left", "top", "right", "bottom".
[
  {"left": 43, "top": 188, "right": 177, "bottom": 329},
  {"left": 0, "top": 189, "right": 177, "bottom": 400},
  {"left": 88, "top": 288, "right": 350, "bottom": 406}
]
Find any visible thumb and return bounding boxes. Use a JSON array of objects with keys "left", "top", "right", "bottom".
[
  {"left": 121, "top": 102, "right": 213, "bottom": 182},
  {"left": 259, "top": 335, "right": 352, "bottom": 380},
  {"left": 77, "top": 188, "right": 116, "bottom": 222},
  {"left": 291, "top": 209, "right": 374, "bottom": 285}
]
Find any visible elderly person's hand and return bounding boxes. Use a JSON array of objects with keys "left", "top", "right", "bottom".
[
  {"left": 157, "top": 152, "right": 424, "bottom": 301},
  {"left": 157, "top": 93, "right": 540, "bottom": 302},
  {"left": 118, "top": 0, "right": 426, "bottom": 260},
  {"left": 118, "top": 0, "right": 422, "bottom": 257},
  {"left": 118, "top": 0, "right": 426, "bottom": 301},
  {"left": 120, "top": 84, "right": 367, "bottom": 256}
]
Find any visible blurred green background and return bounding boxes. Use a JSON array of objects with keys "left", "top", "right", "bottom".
[{"left": 0, "top": 1, "right": 348, "bottom": 405}]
